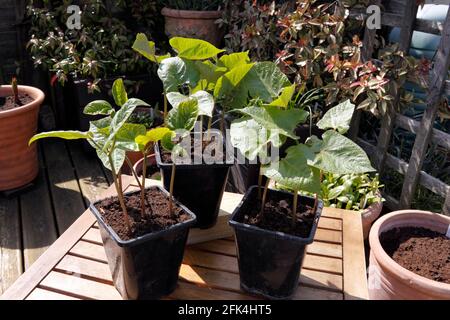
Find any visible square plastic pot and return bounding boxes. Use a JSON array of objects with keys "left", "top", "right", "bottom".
[
  {"left": 155, "top": 142, "right": 234, "bottom": 229},
  {"left": 90, "top": 186, "right": 197, "bottom": 300},
  {"left": 229, "top": 186, "right": 323, "bottom": 299}
]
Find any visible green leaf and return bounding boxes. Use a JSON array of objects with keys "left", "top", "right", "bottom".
[
  {"left": 169, "top": 37, "right": 224, "bottom": 60},
  {"left": 246, "top": 62, "right": 291, "bottom": 103},
  {"left": 167, "top": 98, "right": 199, "bottom": 131},
  {"left": 236, "top": 105, "right": 308, "bottom": 140},
  {"left": 213, "top": 63, "right": 255, "bottom": 109},
  {"left": 115, "top": 123, "right": 147, "bottom": 152},
  {"left": 218, "top": 52, "right": 250, "bottom": 69},
  {"left": 193, "top": 60, "right": 227, "bottom": 90},
  {"left": 103, "top": 98, "right": 149, "bottom": 150},
  {"left": 157, "top": 57, "right": 199, "bottom": 92},
  {"left": 309, "top": 130, "right": 376, "bottom": 175},
  {"left": 161, "top": 131, "right": 176, "bottom": 151},
  {"left": 97, "top": 147, "right": 126, "bottom": 172},
  {"left": 262, "top": 144, "right": 321, "bottom": 194},
  {"left": 268, "top": 84, "right": 296, "bottom": 108},
  {"left": 29, "top": 131, "right": 89, "bottom": 145},
  {"left": 135, "top": 127, "right": 173, "bottom": 152},
  {"left": 166, "top": 90, "right": 214, "bottom": 117},
  {"left": 132, "top": 33, "right": 170, "bottom": 63},
  {"left": 112, "top": 78, "right": 128, "bottom": 107},
  {"left": 83, "top": 100, "right": 114, "bottom": 115},
  {"left": 230, "top": 117, "right": 287, "bottom": 162},
  {"left": 317, "top": 100, "right": 355, "bottom": 134}
]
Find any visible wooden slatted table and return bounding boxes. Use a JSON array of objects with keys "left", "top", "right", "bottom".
[{"left": 1, "top": 177, "right": 369, "bottom": 300}]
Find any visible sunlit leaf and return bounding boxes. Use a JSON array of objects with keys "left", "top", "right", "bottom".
[
  {"left": 83, "top": 100, "right": 114, "bottom": 115},
  {"left": 317, "top": 100, "right": 355, "bottom": 134},
  {"left": 112, "top": 78, "right": 128, "bottom": 106},
  {"left": 169, "top": 37, "right": 224, "bottom": 60}
]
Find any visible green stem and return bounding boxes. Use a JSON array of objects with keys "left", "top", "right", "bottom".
[
  {"left": 168, "top": 163, "right": 176, "bottom": 214},
  {"left": 163, "top": 94, "right": 168, "bottom": 124},
  {"left": 109, "top": 154, "right": 131, "bottom": 235},
  {"left": 257, "top": 173, "right": 263, "bottom": 200},
  {"left": 140, "top": 153, "right": 147, "bottom": 218},
  {"left": 260, "top": 179, "right": 270, "bottom": 216},
  {"left": 292, "top": 190, "right": 299, "bottom": 227},
  {"left": 125, "top": 157, "right": 142, "bottom": 190}
]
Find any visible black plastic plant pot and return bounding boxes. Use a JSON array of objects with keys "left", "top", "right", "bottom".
[
  {"left": 229, "top": 186, "right": 323, "bottom": 300},
  {"left": 155, "top": 142, "right": 234, "bottom": 229},
  {"left": 89, "top": 186, "right": 197, "bottom": 300}
]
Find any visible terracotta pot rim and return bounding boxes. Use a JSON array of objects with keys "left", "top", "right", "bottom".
[
  {"left": 133, "top": 153, "right": 157, "bottom": 176},
  {"left": 369, "top": 210, "right": 450, "bottom": 293},
  {"left": 162, "top": 7, "right": 223, "bottom": 19},
  {"left": 361, "top": 198, "right": 383, "bottom": 216},
  {"left": 0, "top": 85, "right": 45, "bottom": 119}
]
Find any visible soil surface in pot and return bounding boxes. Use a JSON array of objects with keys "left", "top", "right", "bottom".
[
  {"left": 241, "top": 191, "right": 316, "bottom": 238},
  {"left": 161, "top": 136, "right": 226, "bottom": 164},
  {"left": 95, "top": 187, "right": 191, "bottom": 241},
  {"left": 380, "top": 227, "right": 450, "bottom": 284},
  {"left": 145, "top": 166, "right": 161, "bottom": 180},
  {"left": 0, "top": 94, "right": 33, "bottom": 111}
]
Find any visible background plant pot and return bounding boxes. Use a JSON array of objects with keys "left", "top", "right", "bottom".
[
  {"left": 155, "top": 143, "right": 233, "bottom": 229},
  {"left": 361, "top": 199, "right": 383, "bottom": 240},
  {"left": 368, "top": 210, "right": 450, "bottom": 300},
  {"left": 0, "top": 86, "right": 45, "bottom": 191},
  {"left": 133, "top": 154, "right": 160, "bottom": 181},
  {"left": 229, "top": 186, "right": 323, "bottom": 299},
  {"left": 161, "top": 7, "right": 224, "bottom": 47},
  {"left": 90, "top": 186, "right": 197, "bottom": 300}
]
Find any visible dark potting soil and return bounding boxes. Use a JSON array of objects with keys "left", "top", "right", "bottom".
[
  {"left": 380, "top": 227, "right": 450, "bottom": 284},
  {"left": 95, "top": 187, "right": 191, "bottom": 241},
  {"left": 0, "top": 94, "right": 33, "bottom": 111},
  {"left": 161, "top": 136, "right": 226, "bottom": 164},
  {"left": 241, "top": 191, "right": 316, "bottom": 238}
]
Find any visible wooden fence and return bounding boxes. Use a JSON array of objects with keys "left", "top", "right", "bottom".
[{"left": 351, "top": 0, "right": 450, "bottom": 215}]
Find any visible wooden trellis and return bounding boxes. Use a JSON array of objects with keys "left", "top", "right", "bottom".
[{"left": 351, "top": 0, "right": 450, "bottom": 215}]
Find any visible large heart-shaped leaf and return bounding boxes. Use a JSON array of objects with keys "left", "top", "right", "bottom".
[
  {"left": 97, "top": 147, "right": 126, "bottom": 172},
  {"left": 135, "top": 127, "right": 173, "bottom": 152},
  {"left": 262, "top": 144, "right": 321, "bottom": 194},
  {"left": 309, "top": 130, "right": 376, "bottom": 174},
  {"left": 268, "top": 84, "right": 296, "bottom": 108},
  {"left": 236, "top": 105, "right": 308, "bottom": 140},
  {"left": 167, "top": 98, "right": 199, "bottom": 131},
  {"left": 246, "top": 62, "right": 291, "bottom": 103},
  {"left": 103, "top": 98, "right": 149, "bottom": 150},
  {"left": 115, "top": 123, "right": 147, "bottom": 152},
  {"left": 166, "top": 90, "right": 214, "bottom": 117},
  {"left": 169, "top": 37, "right": 225, "bottom": 60},
  {"left": 83, "top": 100, "right": 114, "bottom": 116},
  {"left": 29, "top": 131, "right": 90, "bottom": 145},
  {"left": 230, "top": 118, "right": 279, "bottom": 161},
  {"left": 112, "top": 78, "right": 128, "bottom": 107},
  {"left": 193, "top": 60, "right": 227, "bottom": 91},
  {"left": 317, "top": 100, "right": 355, "bottom": 134},
  {"left": 218, "top": 52, "right": 250, "bottom": 69},
  {"left": 157, "top": 57, "right": 199, "bottom": 92},
  {"left": 213, "top": 63, "right": 255, "bottom": 109},
  {"left": 132, "top": 33, "right": 170, "bottom": 63}
]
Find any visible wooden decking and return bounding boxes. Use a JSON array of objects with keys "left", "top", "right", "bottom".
[
  {"left": 0, "top": 140, "right": 113, "bottom": 295},
  {"left": 1, "top": 178, "right": 369, "bottom": 300}
]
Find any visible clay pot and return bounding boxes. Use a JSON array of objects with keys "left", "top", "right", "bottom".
[
  {"left": 368, "top": 210, "right": 450, "bottom": 300},
  {"left": 133, "top": 154, "right": 157, "bottom": 177},
  {"left": 0, "top": 86, "right": 45, "bottom": 191},
  {"left": 361, "top": 199, "right": 383, "bottom": 240},
  {"left": 161, "top": 7, "right": 224, "bottom": 47}
]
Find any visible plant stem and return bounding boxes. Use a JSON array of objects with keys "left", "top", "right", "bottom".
[
  {"left": 292, "top": 190, "right": 299, "bottom": 227},
  {"left": 140, "top": 153, "right": 147, "bottom": 218},
  {"left": 257, "top": 173, "right": 263, "bottom": 200},
  {"left": 109, "top": 155, "right": 131, "bottom": 235},
  {"left": 12, "top": 77, "right": 20, "bottom": 105},
  {"left": 220, "top": 108, "right": 225, "bottom": 135},
  {"left": 312, "top": 193, "right": 319, "bottom": 214},
  {"left": 206, "top": 116, "right": 213, "bottom": 142},
  {"left": 125, "top": 157, "right": 143, "bottom": 190},
  {"left": 163, "top": 94, "right": 168, "bottom": 123},
  {"left": 168, "top": 163, "right": 176, "bottom": 214},
  {"left": 260, "top": 179, "right": 270, "bottom": 216}
]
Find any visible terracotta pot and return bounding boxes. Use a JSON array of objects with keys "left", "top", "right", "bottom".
[
  {"left": 368, "top": 210, "right": 450, "bottom": 300},
  {"left": 361, "top": 199, "right": 383, "bottom": 240},
  {"left": 133, "top": 154, "right": 157, "bottom": 177},
  {"left": 161, "top": 7, "right": 224, "bottom": 47},
  {"left": 0, "top": 86, "right": 45, "bottom": 191}
]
